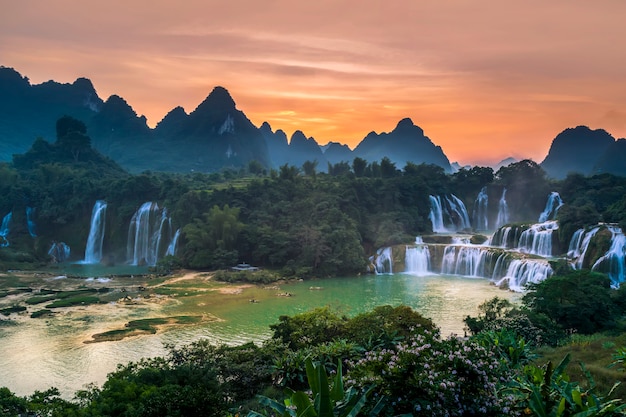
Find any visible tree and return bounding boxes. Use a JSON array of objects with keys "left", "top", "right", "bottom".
[
  {"left": 352, "top": 157, "right": 367, "bottom": 177},
  {"left": 55, "top": 116, "right": 91, "bottom": 162},
  {"left": 302, "top": 160, "right": 318, "bottom": 178}
]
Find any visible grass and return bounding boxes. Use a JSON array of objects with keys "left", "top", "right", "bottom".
[
  {"left": 87, "top": 316, "right": 204, "bottom": 343},
  {"left": 30, "top": 309, "right": 54, "bottom": 318},
  {"left": 535, "top": 333, "right": 626, "bottom": 399},
  {"left": 27, "top": 288, "right": 100, "bottom": 305},
  {"left": 0, "top": 305, "right": 27, "bottom": 316},
  {"left": 45, "top": 296, "right": 101, "bottom": 308}
]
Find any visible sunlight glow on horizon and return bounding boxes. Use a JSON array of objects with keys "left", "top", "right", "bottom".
[{"left": 2, "top": 0, "right": 626, "bottom": 166}]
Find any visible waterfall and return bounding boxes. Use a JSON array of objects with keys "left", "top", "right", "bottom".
[
  {"left": 591, "top": 225, "right": 626, "bottom": 286},
  {"left": 372, "top": 247, "right": 393, "bottom": 274},
  {"left": 83, "top": 200, "right": 107, "bottom": 264},
  {"left": 48, "top": 242, "right": 71, "bottom": 263},
  {"left": 165, "top": 228, "right": 180, "bottom": 256},
  {"left": 429, "top": 194, "right": 471, "bottom": 232},
  {"left": 538, "top": 192, "right": 564, "bottom": 222},
  {"left": 26, "top": 207, "right": 37, "bottom": 237},
  {"left": 446, "top": 194, "right": 471, "bottom": 231},
  {"left": 495, "top": 188, "right": 509, "bottom": 229},
  {"left": 405, "top": 245, "right": 431, "bottom": 276},
  {"left": 495, "top": 259, "right": 553, "bottom": 292},
  {"left": 568, "top": 226, "right": 600, "bottom": 269},
  {"left": 518, "top": 221, "right": 558, "bottom": 257},
  {"left": 428, "top": 195, "right": 446, "bottom": 233},
  {"left": 127, "top": 202, "right": 177, "bottom": 266},
  {"left": 488, "top": 225, "right": 517, "bottom": 248},
  {"left": 473, "top": 186, "right": 488, "bottom": 231},
  {"left": 441, "top": 245, "right": 494, "bottom": 277},
  {"left": 0, "top": 212, "right": 12, "bottom": 247}
]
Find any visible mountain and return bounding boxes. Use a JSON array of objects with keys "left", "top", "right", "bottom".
[
  {"left": 494, "top": 157, "right": 517, "bottom": 171},
  {"left": 594, "top": 139, "right": 626, "bottom": 177},
  {"left": 353, "top": 118, "right": 451, "bottom": 171},
  {"left": 0, "top": 68, "right": 270, "bottom": 173},
  {"left": 259, "top": 122, "right": 290, "bottom": 168},
  {"left": 540, "top": 126, "right": 616, "bottom": 179},
  {"left": 323, "top": 142, "right": 353, "bottom": 165}
]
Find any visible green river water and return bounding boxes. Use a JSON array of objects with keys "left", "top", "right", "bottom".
[{"left": 0, "top": 272, "right": 518, "bottom": 398}]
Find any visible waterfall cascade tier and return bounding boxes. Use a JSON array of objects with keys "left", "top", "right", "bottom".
[
  {"left": 428, "top": 194, "right": 471, "bottom": 233},
  {"left": 568, "top": 224, "right": 625, "bottom": 286},
  {"left": 539, "top": 192, "right": 564, "bottom": 222},
  {"left": 127, "top": 202, "right": 179, "bottom": 266},
  {"left": 370, "top": 235, "right": 554, "bottom": 292},
  {"left": 488, "top": 221, "right": 558, "bottom": 257},
  {"left": 83, "top": 200, "right": 107, "bottom": 264}
]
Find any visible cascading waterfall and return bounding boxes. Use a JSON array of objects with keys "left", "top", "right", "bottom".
[
  {"left": 568, "top": 226, "right": 600, "bottom": 269},
  {"left": 538, "top": 192, "right": 564, "bottom": 222},
  {"left": 83, "top": 200, "right": 107, "bottom": 264},
  {"left": 165, "top": 229, "right": 180, "bottom": 256},
  {"left": 428, "top": 195, "right": 446, "bottom": 233},
  {"left": 495, "top": 188, "right": 509, "bottom": 229},
  {"left": 473, "top": 187, "right": 488, "bottom": 231},
  {"left": 495, "top": 259, "right": 553, "bottom": 292},
  {"left": 518, "top": 221, "right": 558, "bottom": 257},
  {"left": 441, "top": 245, "right": 494, "bottom": 277},
  {"left": 372, "top": 247, "right": 393, "bottom": 274},
  {"left": 26, "top": 207, "right": 37, "bottom": 237},
  {"left": 0, "top": 212, "right": 12, "bottom": 247},
  {"left": 429, "top": 194, "right": 471, "bottom": 232},
  {"left": 405, "top": 244, "right": 431, "bottom": 276},
  {"left": 127, "top": 202, "right": 177, "bottom": 266},
  {"left": 488, "top": 225, "right": 518, "bottom": 248},
  {"left": 591, "top": 225, "right": 626, "bottom": 286},
  {"left": 48, "top": 242, "right": 71, "bottom": 263}
]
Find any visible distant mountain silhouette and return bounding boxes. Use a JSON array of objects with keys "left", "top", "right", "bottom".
[
  {"left": 353, "top": 118, "right": 451, "bottom": 171},
  {"left": 540, "top": 126, "right": 616, "bottom": 178},
  {"left": 323, "top": 142, "right": 353, "bottom": 165},
  {"left": 594, "top": 139, "right": 626, "bottom": 177}
]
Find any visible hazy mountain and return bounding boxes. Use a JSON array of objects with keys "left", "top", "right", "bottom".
[
  {"left": 259, "top": 122, "right": 290, "bottom": 168},
  {"left": 594, "top": 139, "right": 626, "bottom": 177},
  {"left": 494, "top": 157, "right": 517, "bottom": 170},
  {"left": 540, "top": 126, "right": 615, "bottom": 179},
  {"left": 323, "top": 142, "right": 353, "bottom": 165},
  {"left": 353, "top": 118, "right": 451, "bottom": 171},
  {"left": 287, "top": 130, "right": 327, "bottom": 168}
]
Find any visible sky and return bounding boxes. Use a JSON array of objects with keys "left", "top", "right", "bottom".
[{"left": 2, "top": 0, "right": 626, "bottom": 166}]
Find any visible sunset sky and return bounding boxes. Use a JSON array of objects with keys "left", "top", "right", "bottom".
[{"left": 2, "top": 1, "right": 625, "bottom": 166}]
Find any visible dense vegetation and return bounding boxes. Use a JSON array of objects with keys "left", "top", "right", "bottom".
[{"left": 2, "top": 117, "right": 626, "bottom": 415}]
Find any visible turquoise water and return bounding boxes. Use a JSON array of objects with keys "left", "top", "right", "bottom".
[{"left": 0, "top": 273, "right": 517, "bottom": 397}]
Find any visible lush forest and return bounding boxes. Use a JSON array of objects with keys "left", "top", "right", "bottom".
[{"left": 2, "top": 117, "right": 626, "bottom": 415}]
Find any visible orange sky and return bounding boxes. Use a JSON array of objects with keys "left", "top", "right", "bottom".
[{"left": 2, "top": 0, "right": 626, "bottom": 166}]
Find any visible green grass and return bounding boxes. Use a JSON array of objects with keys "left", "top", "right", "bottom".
[
  {"left": 27, "top": 289, "right": 100, "bottom": 305},
  {"left": 30, "top": 309, "right": 54, "bottom": 318},
  {"left": 0, "top": 305, "right": 27, "bottom": 316},
  {"left": 45, "top": 296, "right": 101, "bottom": 308},
  {"left": 535, "top": 333, "right": 626, "bottom": 399},
  {"left": 88, "top": 316, "right": 203, "bottom": 342}
]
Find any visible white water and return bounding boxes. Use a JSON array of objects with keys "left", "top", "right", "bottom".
[
  {"left": 127, "top": 202, "right": 176, "bottom": 266},
  {"left": 495, "top": 259, "right": 553, "bottom": 292},
  {"left": 26, "top": 207, "right": 37, "bottom": 237},
  {"left": 473, "top": 186, "right": 488, "bottom": 231},
  {"left": 518, "top": 221, "right": 558, "bottom": 257},
  {"left": 373, "top": 246, "right": 393, "bottom": 274},
  {"left": 538, "top": 192, "right": 564, "bottom": 222},
  {"left": 405, "top": 245, "right": 431, "bottom": 276},
  {"left": 591, "top": 225, "right": 626, "bottom": 286},
  {"left": 568, "top": 226, "right": 600, "bottom": 269},
  {"left": 48, "top": 242, "right": 71, "bottom": 263},
  {"left": 165, "top": 228, "right": 181, "bottom": 256},
  {"left": 428, "top": 194, "right": 471, "bottom": 232},
  {"left": 0, "top": 211, "right": 11, "bottom": 247},
  {"left": 495, "top": 188, "right": 509, "bottom": 229},
  {"left": 83, "top": 201, "right": 107, "bottom": 264}
]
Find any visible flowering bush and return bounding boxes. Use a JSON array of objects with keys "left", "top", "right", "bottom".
[{"left": 346, "top": 329, "right": 517, "bottom": 416}]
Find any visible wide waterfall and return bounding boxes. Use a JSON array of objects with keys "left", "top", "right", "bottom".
[
  {"left": 127, "top": 202, "right": 177, "bottom": 266},
  {"left": 83, "top": 201, "right": 107, "bottom": 264},
  {"left": 26, "top": 207, "right": 37, "bottom": 237},
  {"left": 518, "top": 221, "right": 558, "bottom": 257},
  {"left": 538, "top": 192, "right": 564, "bottom": 222},
  {"left": 473, "top": 187, "right": 488, "bottom": 231},
  {"left": 0, "top": 212, "right": 12, "bottom": 247},
  {"left": 405, "top": 244, "right": 431, "bottom": 276},
  {"left": 495, "top": 188, "right": 509, "bottom": 229},
  {"left": 428, "top": 194, "right": 471, "bottom": 233},
  {"left": 495, "top": 259, "right": 553, "bottom": 292},
  {"left": 441, "top": 245, "right": 493, "bottom": 277}
]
